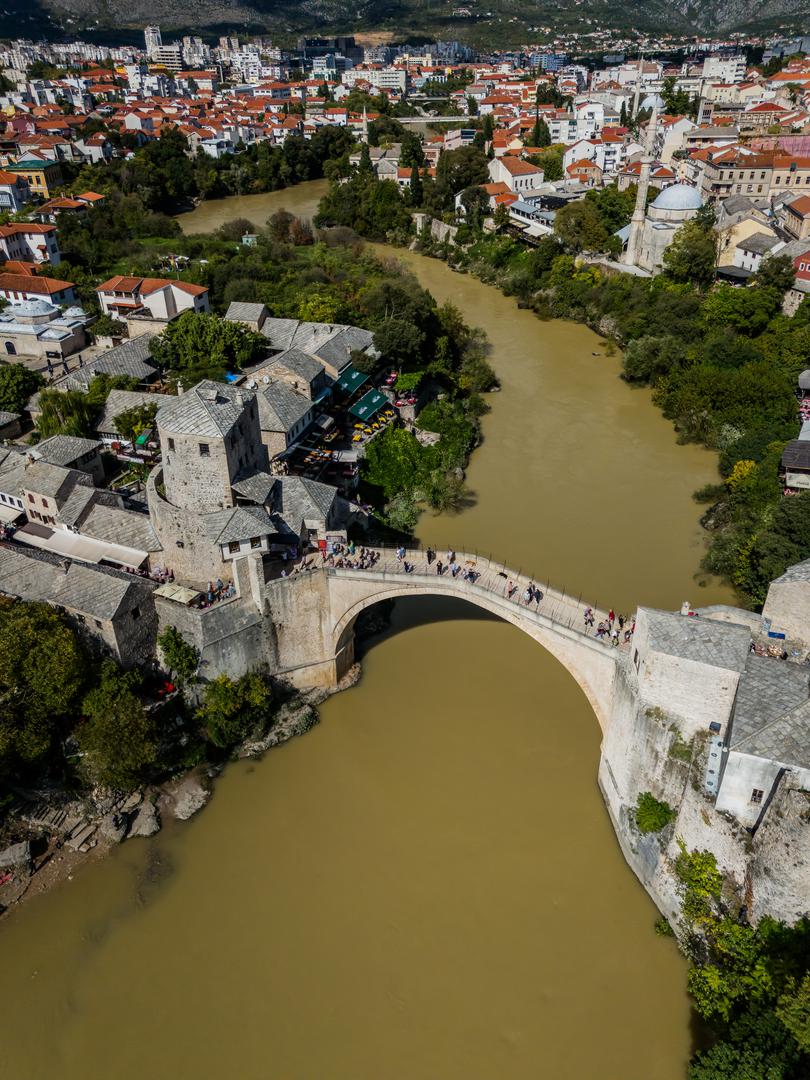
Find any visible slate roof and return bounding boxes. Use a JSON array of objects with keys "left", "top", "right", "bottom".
[
  {"left": 730, "top": 654, "right": 809, "bottom": 750},
  {"left": 94, "top": 389, "right": 159, "bottom": 435},
  {"left": 79, "top": 503, "right": 161, "bottom": 551},
  {"left": 258, "top": 382, "right": 312, "bottom": 434},
  {"left": 231, "top": 470, "right": 276, "bottom": 505},
  {"left": 642, "top": 608, "right": 751, "bottom": 672},
  {"left": 733, "top": 696, "right": 810, "bottom": 770},
  {"left": 771, "top": 558, "right": 810, "bottom": 584},
  {"left": 269, "top": 475, "right": 335, "bottom": 530},
  {"left": 0, "top": 410, "right": 20, "bottom": 427},
  {"left": 259, "top": 317, "right": 300, "bottom": 351},
  {"left": 738, "top": 232, "right": 781, "bottom": 254},
  {"left": 55, "top": 484, "right": 99, "bottom": 528},
  {"left": 269, "top": 348, "right": 324, "bottom": 385},
  {"left": 21, "top": 460, "right": 92, "bottom": 501},
  {"left": 224, "top": 301, "right": 268, "bottom": 325},
  {"left": 65, "top": 334, "right": 158, "bottom": 389},
  {"left": 203, "top": 504, "right": 274, "bottom": 545},
  {"left": 156, "top": 381, "right": 253, "bottom": 439},
  {"left": 0, "top": 545, "right": 147, "bottom": 621},
  {"left": 782, "top": 440, "right": 810, "bottom": 471},
  {"left": 32, "top": 434, "right": 101, "bottom": 467}
]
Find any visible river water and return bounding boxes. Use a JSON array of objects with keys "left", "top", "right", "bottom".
[{"left": 1, "top": 182, "right": 734, "bottom": 1080}]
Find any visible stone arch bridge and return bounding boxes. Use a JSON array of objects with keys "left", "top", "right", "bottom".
[{"left": 266, "top": 548, "right": 623, "bottom": 732}]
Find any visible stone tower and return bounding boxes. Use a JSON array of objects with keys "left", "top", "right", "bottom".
[{"left": 156, "top": 381, "right": 268, "bottom": 514}]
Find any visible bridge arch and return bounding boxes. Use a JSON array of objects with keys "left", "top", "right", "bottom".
[{"left": 326, "top": 571, "right": 619, "bottom": 733}]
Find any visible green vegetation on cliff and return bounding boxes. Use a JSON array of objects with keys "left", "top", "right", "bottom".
[{"left": 674, "top": 843, "right": 810, "bottom": 1079}]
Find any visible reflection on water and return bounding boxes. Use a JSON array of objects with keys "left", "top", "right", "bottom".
[{"left": 0, "top": 183, "right": 733, "bottom": 1079}]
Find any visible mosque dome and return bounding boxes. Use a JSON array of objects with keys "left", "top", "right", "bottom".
[
  {"left": 651, "top": 183, "right": 703, "bottom": 212},
  {"left": 9, "top": 299, "right": 57, "bottom": 318},
  {"left": 641, "top": 93, "right": 665, "bottom": 110},
  {"left": 62, "top": 306, "right": 87, "bottom": 319}
]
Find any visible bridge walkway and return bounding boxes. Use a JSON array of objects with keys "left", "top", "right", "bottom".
[{"left": 324, "top": 544, "right": 634, "bottom": 651}]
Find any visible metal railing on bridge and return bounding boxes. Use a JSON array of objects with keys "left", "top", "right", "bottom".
[{"left": 318, "top": 541, "right": 635, "bottom": 648}]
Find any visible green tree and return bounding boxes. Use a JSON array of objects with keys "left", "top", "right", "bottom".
[
  {"left": 151, "top": 312, "right": 266, "bottom": 386},
  {"left": 530, "top": 146, "right": 564, "bottom": 181},
  {"left": 37, "top": 389, "right": 96, "bottom": 437},
  {"left": 196, "top": 671, "right": 274, "bottom": 748},
  {"left": 661, "top": 75, "right": 694, "bottom": 117},
  {"left": 702, "top": 285, "right": 782, "bottom": 336},
  {"left": 777, "top": 974, "right": 810, "bottom": 1052},
  {"left": 493, "top": 203, "right": 510, "bottom": 233},
  {"left": 409, "top": 163, "right": 424, "bottom": 208},
  {"left": 373, "top": 318, "right": 425, "bottom": 367},
  {"left": 554, "top": 198, "right": 610, "bottom": 253},
  {"left": 428, "top": 146, "right": 489, "bottom": 215},
  {"left": 755, "top": 254, "right": 796, "bottom": 296},
  {"left": 90, "top": 312, "right": 126, "bottom": 339},
  {"left": 0, "top": 600, "right": 85, "bottom": 777},
  {"left": 663, "top": 219, "right": 718, "bottom": 289},
  {"left": 0, "top": 363, "right": 43, "bottom": 414},
  {"left": 113, "top": 401, "right": 158, "bottom": 447},
  {"left": 157, "top": 625, "right": 199, "bottom": 688},
  {"left": 531, "top": 115, "right": 551, "bottom": 148},
  {"left": 76, "top": 661, "right": 155, "bottom": 789},
  {"left": 362, "top": 425, "right": 426, "bottom": 499}
]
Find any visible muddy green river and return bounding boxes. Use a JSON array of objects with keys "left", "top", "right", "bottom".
[{"left": 0, "top": 181, "right": 734, "bottom": 1080}]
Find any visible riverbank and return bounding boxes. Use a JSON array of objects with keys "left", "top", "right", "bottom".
[{"left": 0, "top": 670, "right": 357, "bottom": 921}]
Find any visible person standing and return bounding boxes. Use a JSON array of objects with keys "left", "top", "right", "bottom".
[{"left": 608, "top": 608, "right": 615, "bottom": 626}]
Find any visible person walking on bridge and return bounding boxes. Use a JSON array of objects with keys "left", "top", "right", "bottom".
[{"left": 426, "top": 547, "right": 435, "bottom": 565}]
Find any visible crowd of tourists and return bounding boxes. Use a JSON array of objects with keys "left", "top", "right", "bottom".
[{"left": 584, "top": 606, "right": 635, "bottom": 647}]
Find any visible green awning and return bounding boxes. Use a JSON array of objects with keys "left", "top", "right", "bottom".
[
  {"left": 335, "top": 366, "right": 369, "bottom": 396},
  {"left": 349, "top": 388, "right": 387, "bottom": 422}
]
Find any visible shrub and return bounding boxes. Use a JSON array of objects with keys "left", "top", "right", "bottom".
[{"left": 634, "top": 791, "right": 676, "bottom": 833}]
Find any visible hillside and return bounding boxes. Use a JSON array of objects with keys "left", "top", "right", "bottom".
[{"left": 6, "top": 0, "right": 810, "bottom": 45}]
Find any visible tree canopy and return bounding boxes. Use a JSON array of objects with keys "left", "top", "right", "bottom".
[
  {"left": 0, "top": 600, "right": 85, "bottom": 780},
  {"left": 0, "top": 364, "right": 42, "bottom": 415},
  {"left": 151, "top": 311, "right": 266, "bottom": 386}
]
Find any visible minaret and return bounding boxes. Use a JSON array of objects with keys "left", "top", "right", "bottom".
[
  {"left": 624, "top": 104, "right": 658, "bottom": 267},
  {"left": 361, "top": 105, "right": 369, "bottom": 143},
  {"left": 624, "top": 159, "right": 651, "bottom": 267},
  {"left": 631, "top": 54, "right": 644, "bottom": 119}
]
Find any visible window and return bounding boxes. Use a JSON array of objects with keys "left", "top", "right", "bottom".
[
  {"left": 26, "top": 492, "right": 33, "bottom": 502},
  {"left": 199, "top": 443, "right": 210, "bottom": 457},
  {"left": 228, "top": 540, "right": 241, "bottom": 554},
  {"left": 168, "top": 438, "right": 175, "bottom": 451},
  {"left": 751, "top": 788, "right": 764, "bottom": 805},
  {"left": 131, "top": 606, "right": 141, "bottom": 619},
  {"left": 250, "top": 536, "right": 262, "bottom": 549},
  {"left": 42, "top": 498, "right": 49, "bottom": 508}
]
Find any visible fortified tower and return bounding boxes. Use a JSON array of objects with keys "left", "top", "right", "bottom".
[{"left": 157, "top": 381, "right": 267, "bottom": 513}]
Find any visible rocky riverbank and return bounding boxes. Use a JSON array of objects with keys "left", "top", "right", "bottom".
[{"left": 0, "top": 669, "right": 361, "bottom": 922}]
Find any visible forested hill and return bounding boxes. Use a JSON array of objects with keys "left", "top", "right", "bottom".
[{"left": 15, "top": 0, "right": 810, "bottom": 45}]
